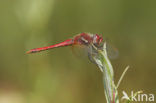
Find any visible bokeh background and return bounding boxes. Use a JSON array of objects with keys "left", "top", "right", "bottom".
[{"left": 0, "top": 0, "right": 155, "bottom": 103}]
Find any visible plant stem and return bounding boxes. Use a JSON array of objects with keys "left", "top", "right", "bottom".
[{"left": 91, "top": 43, "right": 119, "bottom": 103}]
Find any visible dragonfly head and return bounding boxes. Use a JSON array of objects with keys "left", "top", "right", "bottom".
[{"left": 93, "top": 34, "right": 103, "bottom": 46}]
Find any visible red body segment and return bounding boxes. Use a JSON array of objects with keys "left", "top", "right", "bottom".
[
  {"left": 26, "top": 39, "right": 73, "bottom": 53},
  {"left": 73, "top": 33, "right": 93, "bottom": 45}
]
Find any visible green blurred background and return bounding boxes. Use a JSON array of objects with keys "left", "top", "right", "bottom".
[{"left": 0, "top": 0, "right": 155, "bottom": 103}]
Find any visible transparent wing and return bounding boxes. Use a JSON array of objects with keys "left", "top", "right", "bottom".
[
  {"left": 87, "top": 42, "right": 119, "bottom": 60},
  {"left": 106, "top": 43, "right": 119, "bottom": 59}
]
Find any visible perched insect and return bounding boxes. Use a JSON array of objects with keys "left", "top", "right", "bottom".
[
  {"left": 26, "top": 33, "right": 118, "bottom": 62},
  {"left": 26, "top": 33, "right": 103, "bottom": 53}
]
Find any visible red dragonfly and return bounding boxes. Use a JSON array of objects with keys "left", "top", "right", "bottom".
[
  {"left": 26, "top": 33, "right": 103, "bottom": 54},
  {"left": 26, "top": 33, "right": 118, "bottom": 63}
]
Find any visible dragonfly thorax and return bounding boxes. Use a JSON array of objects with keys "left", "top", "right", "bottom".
[{"left": 73, "top": 33, "right": 103, "bottom": 47}]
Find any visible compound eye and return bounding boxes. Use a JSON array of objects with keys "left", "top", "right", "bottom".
[
  {"left": 99, "top": 37, "right": 103, "bottom": 43},
  {"left": 93, "top": 34, "right": 103, "bottom": 44}
]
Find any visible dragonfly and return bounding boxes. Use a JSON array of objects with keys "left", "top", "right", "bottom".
[
  {"left": 26, "top": 33, "right": 117, "bottom": 62},
  {"left": 26, "top": 33, "right": 103, "bottom": 53}
]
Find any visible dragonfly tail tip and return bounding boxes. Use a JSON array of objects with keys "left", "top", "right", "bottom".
[{"left": 26, "top": 50, "right": 32, "bottom": 54}]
